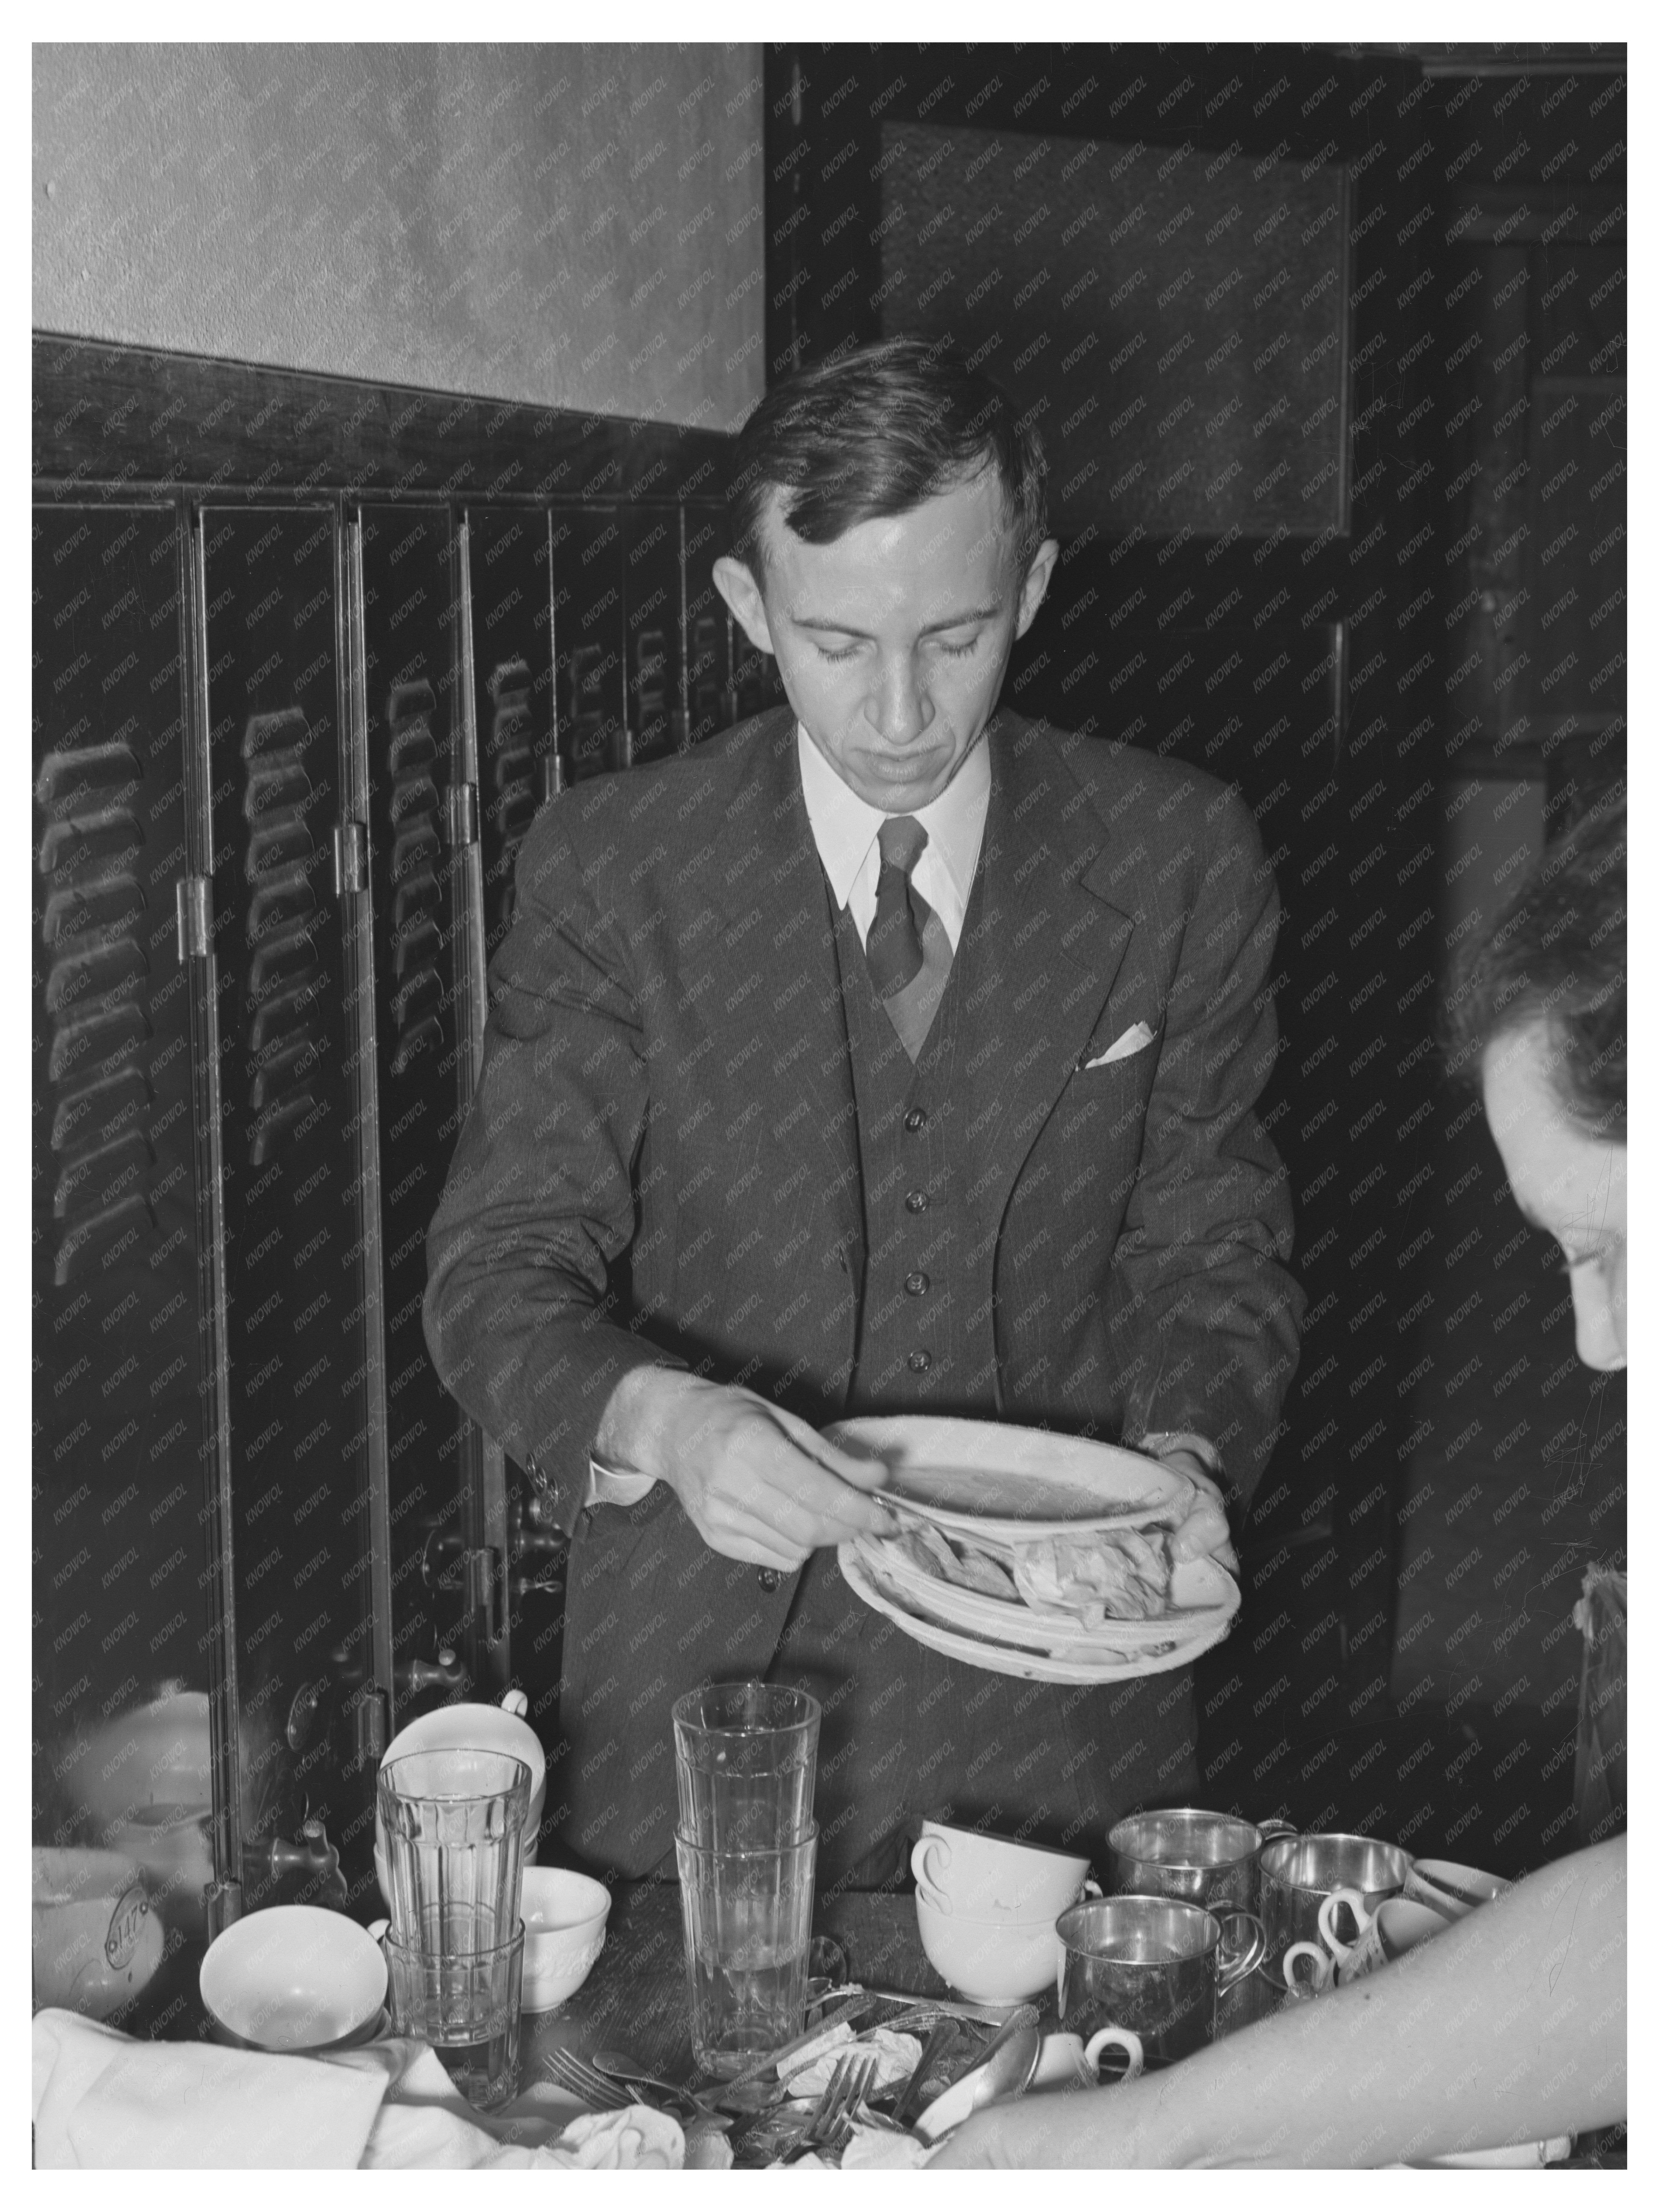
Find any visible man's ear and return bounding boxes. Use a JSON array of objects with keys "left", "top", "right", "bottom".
[
  {"left": 1013, "top": 538, "right": 1062, "bottom": 641},
  {"left": 713, "top": 556, "right": 777, "bottom": 658}
]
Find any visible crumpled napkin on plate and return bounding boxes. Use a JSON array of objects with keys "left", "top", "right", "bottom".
[
  {"left": 781, "top": 2023, "right": 922, "bottom": 2097},
  {"left": 543, "top": 2105, "right": 683, "bottom": 2169}
]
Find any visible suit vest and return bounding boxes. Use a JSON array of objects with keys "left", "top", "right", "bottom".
[{"left": 832, "top": 875, "right": 1003, "bottom": 1420}]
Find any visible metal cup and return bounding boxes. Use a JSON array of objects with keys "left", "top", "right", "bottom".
[
  {"left": 672, "top": 1682, "right": 820, "bottom": 1853},
  {"left": 377, "top": 1748, "right": 531, "bottom": 1956},
  {"left": 1105, "top": 1808, "right": 1297, "bottom": 1916},
  {"left": 1055, "top": 1894, "right": 1267, "bottom": 2071},
  {"left": 1259, "top": 1832, "right": 1411, "bottom": 1997},
  {"left": 383, "top": 1921, "right": 523, "bottom": 2110},
  {"left": 675, "top": 1825, "right": 817, "bottom": 2076}
]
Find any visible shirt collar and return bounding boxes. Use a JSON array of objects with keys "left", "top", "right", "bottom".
[{"left": 795, "top": 723, "right": 991, "bottom": 911}]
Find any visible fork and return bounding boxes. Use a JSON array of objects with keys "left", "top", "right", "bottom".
[
  {"left": 779, "top": 2051, "right": 881, "bottom": 2165},
  {"left": 542, "top": 2045, "right": 635, "bottom": 2111}
]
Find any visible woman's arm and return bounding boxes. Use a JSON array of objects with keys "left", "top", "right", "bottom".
[{"left": 932, "top": 1836, "right": 1625, "bottom": 2168}]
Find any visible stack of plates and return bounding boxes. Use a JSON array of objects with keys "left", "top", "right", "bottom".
[{"left": 828, "top": 1417, "right": 1241, "bottom": 1686}]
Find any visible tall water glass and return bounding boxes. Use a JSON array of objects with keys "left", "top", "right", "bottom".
[
  {"left": 672, "top": 1682, "right": 820, "bottom": 1851},
  {"left": 377, "top": 1749, "right": 531, "bottom": 1955},
  {"left": 675, "top": 1826, "right": 817, "bottom": 2075},
  {"left": 384, "top": 1923, "right": 524, "bottom": 2110}
]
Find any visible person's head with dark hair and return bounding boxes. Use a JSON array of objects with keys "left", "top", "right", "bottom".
[
  {"left": 713, "top": 339, "right": 1060, "bottom": 815},
  {"left": 726, "top": 338, "right": 1050, "bottom": 585},
  {"left": 1449, "top": 789, "right": 1626, "bottom": 1369}
]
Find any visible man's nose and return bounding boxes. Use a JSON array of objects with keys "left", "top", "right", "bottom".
[{"left": 868, "top": 653, "right": 931, "bottom": 746}]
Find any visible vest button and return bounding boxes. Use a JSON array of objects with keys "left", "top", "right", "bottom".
[
  {"left": 907, "top": 1349, "right": 933, "bottom": 1373},
  {"left": 905, "top": 1190, "right": 929, "bottom": 1213},
  {"left": 905, "top": 1271, "right": 930, "bottom": 1296},
  {"left": 904, "top": 1107, "right": 928, "bottom": 1132}
]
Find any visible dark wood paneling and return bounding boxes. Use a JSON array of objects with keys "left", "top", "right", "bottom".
[{"left": 33, "top": 335, "right": 733, "bottom": 508}]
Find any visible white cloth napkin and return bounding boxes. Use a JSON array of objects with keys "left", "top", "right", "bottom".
[{"left": 31, "top": 2010, "right": 684, "bottom": 2171}]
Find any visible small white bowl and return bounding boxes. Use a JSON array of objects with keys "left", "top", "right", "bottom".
[
  {"left": 521, "top": 1868, "right": 610, "bottom": 2013},
  {"left": 915, "top": 1890, "right": 1061, "bottom": 2005},
  {"left": 200, "top": 1905, "right": 387, "bottom": 2053}
]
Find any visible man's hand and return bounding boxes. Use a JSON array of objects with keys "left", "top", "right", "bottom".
[
  {"left": 596, "top": 1369, "right": 898, "bottom": 1570},
  {"left": 1154, "top": 1448, "right": 1238, "bottom": 1574}
]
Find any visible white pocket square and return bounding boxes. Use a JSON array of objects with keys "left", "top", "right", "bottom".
[{"left": 1085, "top": 1020, "right": 1157, "bottom": 1069}]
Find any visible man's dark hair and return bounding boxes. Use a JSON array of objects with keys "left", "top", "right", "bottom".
[
  {"left": 726, "top": 338, "right": 1049, "bottom": 580},
  {"left": 1446, "top": 786, "right": 1625, "bottom": 1141}
]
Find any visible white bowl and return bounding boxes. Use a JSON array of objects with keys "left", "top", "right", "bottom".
[
  {"left": 374, "top": 1692, "right": 547, "bottom": 1908},
  {"left": 521, "top": 1868, "right": 611, "bottom": 2012},
  {"left": 914, "top": 1890, "right": 1061, "bottom": 2005},
  {"left": 200, "top": 1905, "right": 387, "bottom": 2053}
]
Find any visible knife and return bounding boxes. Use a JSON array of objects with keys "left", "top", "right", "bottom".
[{"left": 716, "top": 1992, "right": 875, "bottom": 2095}]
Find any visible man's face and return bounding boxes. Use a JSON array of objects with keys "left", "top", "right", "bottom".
[{"left": 713, "top": 471, "right": 1059, "bottom": 812}]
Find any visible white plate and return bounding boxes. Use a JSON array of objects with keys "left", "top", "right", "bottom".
[
  {"left": 826, "top": 1416, "right": 1192, "bottom": 1538},
  {"left": 852, "top": 1533, "right": 1238, "bottom": 1654},
  {"left": 837, "top": 1545, "right": 1236, "bottom": 1685}
]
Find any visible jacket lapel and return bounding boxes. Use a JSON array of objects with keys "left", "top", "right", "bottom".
[
  {"left": 964, "top": 714, "right": 1138, "bottom": 1240},
  {"left": 685, "top": 709, "right": 866, "bottom": 1291}
]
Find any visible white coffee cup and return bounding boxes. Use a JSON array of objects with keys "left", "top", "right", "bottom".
[
  {"left": 913, "top": 1889, "right": 1064, "bottom": 2005},
  {"left": 910, "top": 1820, "right": 1097, "bottom": 1920},
  {"left": 1402, "top": 1857, "right": 1509, "bottom": 1921},
  {"left": 1034, "top": 2027, "right": 1145, "bottom": 2087}
]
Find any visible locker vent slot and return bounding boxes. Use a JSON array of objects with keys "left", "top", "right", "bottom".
[
  {"left": 36, "top": 738, "right": 156, "bottom": 1285},
  {"left": 484, "top": 658, "right": 536, "bottom": 940},
  {"left": 242, "top": 711, "right": 323, "bottom": 1166},
  {"left": 387, "top": 682, "right": 446, "bottom": 1076}
]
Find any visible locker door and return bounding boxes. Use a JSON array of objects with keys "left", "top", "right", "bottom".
[
  {"left": 32, "top": 503, "right": 216, "bottom": 2026},
  {"left": 358, "top": 503, "right": 485, "bottom": 1720},
  {"left": 557, "top": 508, "right": 630, "bottom": 781},
  {"left": 467, "top": 507, "right": 556, "bottom": 960},
  {"left": 624, "top": 505, "right": 685, "bottom": 765},
  {"left": 196, "top": 505, "right": 382, "bottom": 1912},
  {"left": 683, "top": 503, "right": 733, "bottom": 744}
]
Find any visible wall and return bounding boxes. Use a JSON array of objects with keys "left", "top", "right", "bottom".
[{"left": 33, "top": 43, "right": 765, "bottom": 429}]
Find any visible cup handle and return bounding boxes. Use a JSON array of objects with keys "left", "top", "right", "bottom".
[
  {"left": 910, "top": 1838, "right": 949, "bottom": 1892},
  {"left": 1282, "top": 1942, "right": 1332, "bottom": 1998},
  {"left": 500, "top": 1689, "right": 530, "bottom": 1719},
  {"left": 916, "top": 1882, "right": 952, "bottom": 1917},
  {"left": 1084, "top": 2026, "right": 1144, "bottom": 2084},
  {"left": 1214, "top": 1908, "right": 1267, "bottom": 1990},
  {"left": 1318, "top": 1887, "right": 1370, "bottom": 1964},
  {"left": 366, "top": 1918, "right": 389, "bottom": 1945},
  {"left": 1081, "top": 1877, "right": 1103, "bottom": 1900},
  {"left": 1257, "top": 1817, "right": 1298, "bottom": 1844}
]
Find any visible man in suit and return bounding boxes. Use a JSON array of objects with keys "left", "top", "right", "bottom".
[{"left": 425, "top": 341, "right": 1303, "bottom": 1887}]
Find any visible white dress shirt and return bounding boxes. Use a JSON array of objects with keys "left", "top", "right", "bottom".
[{"left": 795, "top": 722, "right": 990, "bottom": 951}]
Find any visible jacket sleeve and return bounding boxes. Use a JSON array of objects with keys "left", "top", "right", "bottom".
[
  {"left": 422, "top": 798, "right": 683, "bottom": 1536},
  {"left": 1105, "top": 785, "right": 1304, "bottom": 1510}
]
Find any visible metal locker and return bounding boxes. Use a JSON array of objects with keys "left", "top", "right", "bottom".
[
  {"left": 31, "top": 502, "right": 217, "bottom": 2028},
  {"left": 682, "top": 503, "right": 733, "bottom": 743},
  {"left": 357, "top": 503, "right": 499, "bottom": 1722},
  {"left": 194, "top": 505, "right": 386, "bottom": 1915},
  {"left": 557, "top": 508, "right": 630, "bottom": 782},
  {"left": 624, "top": 505, "right": 685, "bottom": 764}
]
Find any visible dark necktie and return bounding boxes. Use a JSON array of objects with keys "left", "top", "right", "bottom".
[
  {"left": 865, "top": 816, "right": 954, "bottom": 1060},
  {"left": 865, "top": 816, "right": 931, "bottom": 998}
]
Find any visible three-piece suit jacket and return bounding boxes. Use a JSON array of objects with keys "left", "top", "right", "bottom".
[{"left": 425, "top": 705, "right": 1303, "bottom": 1877}]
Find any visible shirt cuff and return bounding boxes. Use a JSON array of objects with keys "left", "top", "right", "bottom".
[
  {"left": 1135, "top": 1430, "right": 1223, "bottom": 1479},
  {"left": 585, "top": 1455, "right": 658, "bottom": 1511}
]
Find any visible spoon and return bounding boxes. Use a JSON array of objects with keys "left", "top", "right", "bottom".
[
  {"left": 591, "top": 2049, "right": 735, "bottom": 2129},
  {"left": 911, "top": 2014, "right": 1041, "bottom": 2145}
]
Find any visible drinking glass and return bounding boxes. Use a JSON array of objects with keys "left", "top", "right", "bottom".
[
  {"left": 384, "top": 1923, "right": 524, "bottom": 2110},
  {"left": 377, "top": 1749, "right": 531, "bottom": 1955},
  {"left": 672, "top": 1682, "right": 820, "bottom": 1851},
  {"left": 674, "top": 1826, "right": 817, "bottom": 2075}
]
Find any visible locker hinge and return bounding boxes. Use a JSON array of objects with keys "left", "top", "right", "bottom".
[
  {"left": 352, "top": 1686, "right": 391, "bottom": 1772},
  {"left": 175, "top": 875, "right": 211, "bottom": 962},
  {"left": 445, "top": 781, "right": 479, "bottom": 848},
  {"left": 333, "top": 820, "right": 368, "bottom": 895}
]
